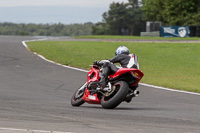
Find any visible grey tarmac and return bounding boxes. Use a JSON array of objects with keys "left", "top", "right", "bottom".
[{"left": 0, "top": 36, "right": 199, "bottom": 133}]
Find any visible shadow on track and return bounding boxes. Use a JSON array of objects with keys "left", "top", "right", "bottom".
[{"left": 75, "top": 105, "right": 163, "bottom": 111}]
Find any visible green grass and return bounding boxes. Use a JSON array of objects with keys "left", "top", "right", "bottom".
[
  {"left": 27, "top": 41, "right": 200, "bottom": 93},
  {"left": 75, "top": 35, "right": 200, "bottom": 41}
]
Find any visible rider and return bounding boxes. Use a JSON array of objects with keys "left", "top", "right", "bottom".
[{"left": 94, "top": 46, "right": 139, "bottom": 88}]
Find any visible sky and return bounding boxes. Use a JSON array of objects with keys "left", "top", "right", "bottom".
[{"left": 0, "top": 0, "right": 128, "bottom": 24}]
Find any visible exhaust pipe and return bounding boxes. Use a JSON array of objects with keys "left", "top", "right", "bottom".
[{"left": 124, "top": 90, "right": 140, "bottom": 103}]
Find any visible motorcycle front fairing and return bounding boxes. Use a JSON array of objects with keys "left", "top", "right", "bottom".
[
  {"left": 82, "top": 65, "right": 101, "bottom": 104},
  {"left": 87, "top": 65, "right": 100, "bottom": 84},
  {"left": 82, "top": 89, "right": 101, "bottom": 104}
]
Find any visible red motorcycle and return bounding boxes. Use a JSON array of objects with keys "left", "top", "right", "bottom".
[{"left": 71, "top": 61, "right": 144, "bottom": 109}]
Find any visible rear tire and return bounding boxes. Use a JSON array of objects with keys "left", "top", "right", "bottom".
[
  {"left": 71, "top": 84, "right": 86, "bottom": 107},
  {"left": 101, "top": 81, "right": 129, "bottom": 109}
]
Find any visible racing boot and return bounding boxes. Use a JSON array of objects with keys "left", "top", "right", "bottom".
[
  {"left": 98, "top": 67, "right": 110, "bottom": 88},
  {"left": 98, "top": 76, "right": 107, "bottom": 88}
]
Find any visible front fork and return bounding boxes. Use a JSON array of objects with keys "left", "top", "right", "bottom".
[{"left": 78, "top": 82, "right": 87, "bottom": 91}]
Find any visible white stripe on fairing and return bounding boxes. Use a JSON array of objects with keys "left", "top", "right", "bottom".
[
  {"left": 127, "top": 54, "right": 135, "bottom": 68},
  {"left": 22, "top": 39, "right": 200, "bottom": 96}
]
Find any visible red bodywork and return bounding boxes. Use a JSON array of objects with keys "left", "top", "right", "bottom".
[
  {"left": 83, "top": 66, "right": 101, "bottom": 104},
  {"left": 82, "top": 66, "right": 144, "bottom": 104},
  {"left": 109, "top": 68, "right": 144, "bottom": 86}
]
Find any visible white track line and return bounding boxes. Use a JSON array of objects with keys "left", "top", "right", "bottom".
[
  {"left": 22, "top": 40, "right": 88, "bottom": 73},
  {"left": 3, "top": 39, "right": 74, "bottom": 133},
  {"left": 140, "top": 83, "right": 200, "bottom": 95},
  {"left": 5, "top": 38, "right": 196, "bottom": 133},
  {"left": 3, "top": 38, "right": 197, "bottom": 133},
  {"left": 22, "top": 39, "right": 200, "bottom": 97},
  {"left": 0, "top": 127, "right": 71, "bottom": 133}
]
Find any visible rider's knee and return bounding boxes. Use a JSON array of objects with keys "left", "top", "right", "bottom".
[{"left": 103, "top": 62, "right": 110, "bottom": 67}]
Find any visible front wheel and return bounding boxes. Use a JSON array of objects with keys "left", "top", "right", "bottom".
[
  {"left": 101, "top": 81, "right": 129, "bottom": 109},
  {"left": 71, "top": 83, "right": 86, "bottom": 107}
]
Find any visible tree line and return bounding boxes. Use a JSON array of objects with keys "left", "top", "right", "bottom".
[
  {"left": 0, "top": 22, "right": 94, "bottom": 36},
  {"left": 1, "top": 0, "right": 200, "bottom": 36},
  {"left": 142, "top": 0, "right": 200, "bottom": 26},
  {"left": 92, "top": 0, "right": 200, "bottom": 35},
  {"left": 92, "top": 0, "right": 145, "bottom": 36}
]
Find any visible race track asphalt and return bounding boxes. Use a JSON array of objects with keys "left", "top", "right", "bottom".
[{"left": 0, "top": 36, "right": 200, "bottom": 133}]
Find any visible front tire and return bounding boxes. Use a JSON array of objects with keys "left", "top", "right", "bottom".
[
  {"left": 101, "top": 81, "right": 129, "bottom": 109},
  {"left": 71, "top": 83, "right": 86, "bottom": 107}
]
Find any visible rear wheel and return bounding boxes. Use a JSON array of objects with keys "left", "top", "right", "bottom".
[
  {"left": 71, "top": 83, "right": 86, "bottom": 106},
  {"left": 101, "top": 81, "right": 129, "bottom": 109}
]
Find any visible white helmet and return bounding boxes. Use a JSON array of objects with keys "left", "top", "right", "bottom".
[{"left": 115, "top": 46, "right": 130, "bottom": 56}]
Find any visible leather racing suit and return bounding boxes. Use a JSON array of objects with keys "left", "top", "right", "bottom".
[{"left": 98, "top": 53, "right": 139, "bottom": 87}]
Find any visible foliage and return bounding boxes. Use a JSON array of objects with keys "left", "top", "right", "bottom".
[
  {"left": 92, "top": 0, "right": 145, "bottom": 36},
  {"left": 102, "top": 2, "right": 128, "bottom": 35},
  {"left": 1, "top": 1, "right": 200, "bottom": 36},
  {"left": 0, "top": 22, "right": 94, "bottom": 36},
  {"left": 92, "top": 0, "right": 200, "bottom": 35},
  {"left": 91, "top": 22, "right": 109, "bottom": 35},
  {"left": 142, "top": 0, "right": 200, "bottom": 25}
]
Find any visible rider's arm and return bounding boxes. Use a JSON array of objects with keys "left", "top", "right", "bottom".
[{"left": 109, "top": 55, "right": 122, "bottom": 63}]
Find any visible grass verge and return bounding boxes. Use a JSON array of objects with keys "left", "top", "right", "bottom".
[
  {"left": 27, "top": 41, "right": 200, "bottom": 93},
  {"left": 75, "top": 35, "right": 200, "bottom": 41}
]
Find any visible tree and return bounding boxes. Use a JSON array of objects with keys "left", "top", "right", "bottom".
[
  {"left": 126, "top": 0, "right": 145, "bottom": 35},
  {"left": 103, "top": 2, "right": 128, "bottom": 35},
  {"left": 91, "top": 22, "right": 109, "bottom": 35},
  {"left": 0, "top": 22, "right": 94, "bottom": 36},
  {"left": 92, "top": 0, "right": 145, "bottom": 35},
  {"left": 142, "top": 0, "right": 164, "bottom": 22},
  {"left": 142, "top": 0, "right": 200, "bottom": 25}
]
